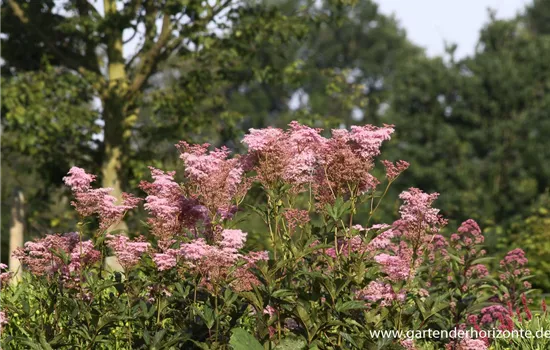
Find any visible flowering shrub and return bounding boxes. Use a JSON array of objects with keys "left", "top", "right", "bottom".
[{"left": 0, "top": 122, "right": 541, "bottom": 349}]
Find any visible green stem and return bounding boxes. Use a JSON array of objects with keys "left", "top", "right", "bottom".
[
  {"left": 277, "top": 315, "right": 282, "bottom": 342},
  {"left": 125, "top": 279, "right": 132, "bottom": 347},
  {"left": 214, "top": 294, "right": 219, "bottom": 343},
  {"left": 367, "top": 180, "right": 393, "bottom": 224},
  {"left": 334, "top": 226, "right": 339, "bottom": 257},
  {"left": 194, "top": 278, "right": 198, "bottom": 304},
  {"left": 157, "top": 297, "right": 161, "bottom": 325}
]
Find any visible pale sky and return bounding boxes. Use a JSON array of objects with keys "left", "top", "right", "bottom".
[
  {"left": 89, "top": 0, "right": 531, "bottom": 60},
  {"left": 376, "top": 0, "right": 530, "bottom": 59}
]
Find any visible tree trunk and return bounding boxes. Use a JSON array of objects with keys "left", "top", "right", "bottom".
[
  {"left": 102, "top": 0, "right": 129, "bottom": 271},
  {"left": 102, "top": 0, "right": 129, "bottom": 233},
  {"left": 9, "top": 188, "right": 25, "bottom": 281}
]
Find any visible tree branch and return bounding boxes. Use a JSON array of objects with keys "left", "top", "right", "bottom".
[
  {"left": 126, "top": 0, "right": 235, "bottom": 96},
  {"left": 6, "top": 0, "right": 28, "bottom": 23},
  {"left": 124, "top": 0, "right": 156, "bottom": 72},
  {"left": 127, "top": 12, "right": 173, "bottom": 95}
]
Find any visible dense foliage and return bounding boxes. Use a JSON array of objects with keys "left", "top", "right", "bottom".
[
  {"left": 5, "top": 0, "right": 550, "bottom": 291},
  {"left": 1, "top": 123, "right": 545, "bottom": 349}
]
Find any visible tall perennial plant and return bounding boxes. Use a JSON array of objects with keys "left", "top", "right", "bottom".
[{"left": 0, "top": 122, "right": 543, "bottom": 349}]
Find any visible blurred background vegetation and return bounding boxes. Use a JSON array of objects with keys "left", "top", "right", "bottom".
[{"left": 1, "top": 0, "right": 549, "bottom": 291}]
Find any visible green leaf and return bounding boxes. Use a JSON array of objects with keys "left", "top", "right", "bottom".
[
  {"left": 199, "top": 305, "right": 215, "bottom": 329},
  {"left": 39, "top": 333, "right": 54, "bottom": 350},
  {"left": 245, "top": 203, "right": 268, "bottom": 223},
  {"left": 470, "top": 257, "right": 495, "bottom": 265},
  {"left": 339, "top": 332, "right": 360, "bottom": 349},
  {"left": 229, "top": 328, "right": 264, "bottom": 350},
  {"left": 152, "top": 329, "right": 167, "bottom": 347},
  {"left": 143, "top": 328, "right": 151, "bottom": 345},
  {"left": 190, "top": 340, "right": 212, "bottom": 350},
  {"left": 240, "top": 291, "right": 263, "bottom": 310},
  {"left": 19, "top": 340, "right": 43, "bottom": 350},
  {"left": 274, "top": 334, "right": 307, "bottom": 350},
  {"left": 324, "top": 197, "right": 352, "bottom": 221},
  {"left": 335, "top": 300, "right": 368, "bottom": 313},
  {"left": 295, "top": 304, "right": 312, "bottom": 329},
  {"left": 272, "top": 289, "right": 295, "bottom": 299}
]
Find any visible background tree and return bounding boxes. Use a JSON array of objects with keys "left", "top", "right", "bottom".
[
  {"left": 216, "top": 0, "right": 421, "bottom": 132},
  {"left": 508, "top": 192, "right": 550, "bottom": 291},
  {"left": 1, "top": 65, "right": 101, "bottom": 262},
  {"left": 382, "top": 4, "right": 550, "bottom": 289},
  {"left": 385, "top": 9, "right": 550, "bottom": 229}
]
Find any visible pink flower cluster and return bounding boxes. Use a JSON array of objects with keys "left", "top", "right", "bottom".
[
  {"left": 283, "top": 209, "right": 310, "bottom": 234},
  {"left": 479, "top": 305, "right": 510, "bottom": 324},
  {"left": 106, "top": 234, "right": 150, "bottom": 270},
  {"left": 395, "top": 188, "right": 447, "bottom": 237},
  {"left": 366, "top": 188, "right": 447, "bottom": 283},
  {"left": 466, "top": 264, "right": 489, "bottom": 278},
  {"left": 496, "top": 248, "right": 532, "bottom": 308},
  {"left": 374, "top": 253, "right": 410, "bottom": 282},
  {"left": 242, "top": 122, "right": 396, "bottom": 206},
  {"left": 381, "top": 160, "right": 410, "bottom": 181},
  {"left": 498, "top": 248, "right": 530, "bottom": 285},
  {"left": 365, "top": 227, "right": 398, "bottom": 252},
  {"left": 178, "top": 229, "right": 256, "bottom": 291},
  {"left": 500, "top": 248, "right": 528, "bottom": 268},
  {"left": 479, "top": 305, "right": 514, "bottom": 331},
  {"left": 314, "top": 125, "right": 393, "bottom": 205},
  {"left": 0, "top": 263, "right": 11, "bottom": 287},
  {"left": 242, "top": 122, "right": 325, "bottom": 191},
  {"left": 447, "top": 335, "right": 488, "bottom": 350},
  {"left": 140, "top": 167, "right": 209, "bottom": 241},
  {"left": 319, "top": 188, "right": 449, "bottom": 291},
  {"left": 220, "top": 229, "right": 247, "bottom": 252},
  {"left": 146, "top": 229, "right": 267, "bottom": 292},
  {"left": 12, "top": 232, "right": 100, "bottom": 281},
  {"left": 152, "top": 252, "right": 178, "bottom": 271},
  {"left": 336, "top": 124, "right": 395, "bottom": 159},
  {"left": 63, "top": 167, "right": 95, "bottom": 191},
  {"left": 68, "top": 240, "right": 101, "bottom": 274},
  {"left": 450, "top": 219, "right": 485, "bottom": 256},
  {"left": 242, "top": 127, "right": 285, "bottom": 152},
  {"left": 64, "top": 167, "right": 141, "bottom": 230},
  {"left": 176, "top": 142, "right": 250, "bottom": 221},
  {"left": 0, "top": 311, "right": 7, "bottom": 334},
  {"left": 356, "top": 281, "right": 405, "bottom": 306},
  {"left": 124, "top": 121, "right": 401, "bottom": 256}
]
